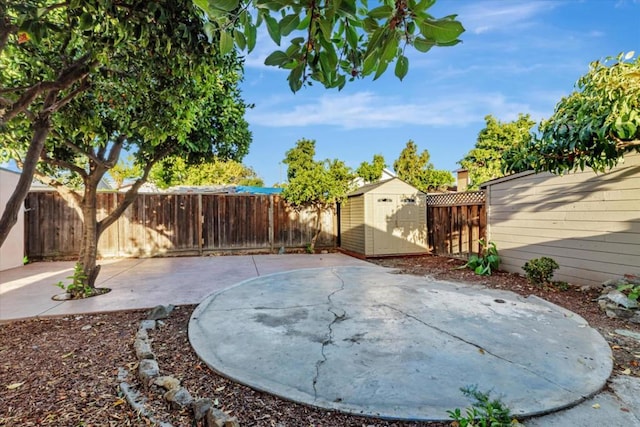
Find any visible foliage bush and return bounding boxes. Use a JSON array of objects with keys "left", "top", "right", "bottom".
[
  {"left": 55, "top": 263, "right": 92, "bottom": 299},
  {"left": 618, "top": 283, "right": 640, "bottom": 302},
  {"left": 522, "top": 257, "right": 559, "bottom": 286},
  {"left": 447, "top": 385, "right": 516, "bottom": 427},
  {"left": 460, "top": 239, "right": 500, "bottom": 276}
]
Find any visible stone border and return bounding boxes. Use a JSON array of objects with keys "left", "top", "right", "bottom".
[{"left": 118, "top": 305, "right": 239, "bottom": 427}]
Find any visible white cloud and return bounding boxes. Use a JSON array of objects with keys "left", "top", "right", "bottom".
[
  {"left": 246, "top": 91, "right": 550, "bottom": 129},
  {"left": 459, "top": 1, "right": 559, "bottom": 34}
]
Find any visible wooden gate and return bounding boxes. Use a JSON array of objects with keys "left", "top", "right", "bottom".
[{"left": 426, "top": 191, "right": 486, "bottom": 258}]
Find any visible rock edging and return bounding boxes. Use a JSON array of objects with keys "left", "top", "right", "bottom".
[{"left": 118, "top": 305, "right": 239, "bottom": 426}]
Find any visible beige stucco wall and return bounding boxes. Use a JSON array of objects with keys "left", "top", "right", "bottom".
[
  {"left": 486, "top": 153, "right": 640, "bottom": 287},
  {"left": 0, "top": 169, "right": 24, "bottom": 271}
]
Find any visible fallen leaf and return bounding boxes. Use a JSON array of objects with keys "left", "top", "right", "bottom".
[
  {"left": 215, "top": 386, "right": 226, "bottom": 392},
  {"left": 621, "top": 368, "right": 631, "bottom": 375},
  {"left": 592, "top": 403, "right": 601, "bottom": 409},
  {"left": 6, "top": 382, "right": 24, "bottom": 390},
  {"left": 612, "top": 345, "right": 622, "bottom": 350},
  {"left": 113, "top": 398, "right": 125, "bottom": 407},
  {"left": 62, "top": 351, "right": 74, "bottom": 359}
]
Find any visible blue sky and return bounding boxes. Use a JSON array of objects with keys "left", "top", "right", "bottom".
[{"left": 239, "top": 0, "right": 640, "bottom": 186}]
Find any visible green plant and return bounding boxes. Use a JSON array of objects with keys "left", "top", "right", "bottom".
[
  {"left": 447, "top": 385, "right": 515, "bottom": 427},
  {"left": 522, "top": 257, "right": 559, "bottom": 286},
  {"left": 22, "top": 256, "right": 29, "bottom": 265},
  {"left": 460, "top": 239, "right": 500, "bottom": 276},
  {"left": 55, "top": 263, "right": 92, "bottom": 299},
  {"left": 305, "top": 243, "right": 314, "bottom": 254},
  {"left": 618, "top": 283, "right": 640, "bottom": 302}
]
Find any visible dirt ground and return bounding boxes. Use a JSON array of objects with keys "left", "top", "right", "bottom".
[{"left": 1, "top": 255, "right": 638, "bottom": 426}]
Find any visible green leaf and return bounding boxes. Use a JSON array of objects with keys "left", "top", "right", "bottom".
[
  {"left": 419, "top": 18, "right": 464, "bottom": 43},
  {"left": 193, "top": 0, "right": 210, "bottom": 12},
  {"left": 362, "top": 17, "right": 379, "bottom": 32},
  {"left": 414, "top": 37, "right": 434, "bottom": 52},
  {"left": 382, "top": 35, "right": 398, "bottom": 62},
  {"left": 264, "top": 14, "right": 281, "bottom": 45},
  {"left": 373, "top": 59, "right": 389, "bottom": 80},
  {"left": 280, "top": 14, "right": 300, "bottom": 36},
  {"left": 318, "top": 18, "right": 333, "bottom": 42},
  {"left": 346, "top": 25, "right": 358, "bottom": 49},
  {"left": 234, "top": 29, "right": 246, "bottom": 50},
  {"left": 79, "top": 13, "right": 93, "bottom": 31},
  {"left": 395, "top": 55, "right": 409, "bottom": 80},
  {"left": 368, "top": 5, "right": 393, "bottom": 19},
  {"left": 264, "top": 50, "right": 290, "bottom": 66},
  {"left": 245, "top": 24, "right": 257, "bottom": 51},
  {"left": 220, "top": 31, "right": 234, "bottom": 55},
  {"left": 203, "top": 22, "right": 216, "bottom": 43},
  {"left": 212, "top": 0, "right": 239, "bottom": 12}
]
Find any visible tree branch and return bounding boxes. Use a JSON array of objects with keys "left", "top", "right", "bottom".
[
  {"left": 39, "top": 152, "right": 88, "bottom": 178},
  {"left": 63, "top": 140, "right": 103, "bottom": 166},
  {"left": 30, "top": 170, "right": 84, "bottom": 218},
  {"left": 97, "top": 143, "right": 176, "bottom": 235},
  {"left": 42, "top": 76, "right": 91, "bottom": 115},
  {"left": 0, "top": 55, "right": 97, "bottom": 125},
  {"left": 0, "top": 15, "right": 18, "bottom": 54}
]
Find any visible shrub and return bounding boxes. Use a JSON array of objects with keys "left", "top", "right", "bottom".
[
  {"left": 460, "top": 239, "right": 500, "bottom": 276},
  {"left": 522, "top": 257, "right": 559, "bottom": 286},
  {"left": 447, "top": 385, "right": 515, "bottom": 427},
  {"left": 618, "top": 283, "right": 640, "bottom": 302}
]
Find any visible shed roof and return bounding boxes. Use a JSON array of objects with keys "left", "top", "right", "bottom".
[{"left": 347, "top": 177, "right": 423, "bottom": 197}]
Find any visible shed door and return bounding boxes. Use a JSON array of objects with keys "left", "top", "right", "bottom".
[
  {"left": 371, "top": 194, "right": 397, "bottom": 255},
  {"left": 372, "top": 194, "right": 425, "bottom": 255}
]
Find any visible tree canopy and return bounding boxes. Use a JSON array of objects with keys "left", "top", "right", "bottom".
[
  {"left": 1, "top": 0, "right": 252, "bottom": 290},
  {"left": 282, "top": 139, "right": 355, "bottom": 250},
  {"left": 459, "top": 114, "right": 535, "bottom": 189},
  {"left": 149, "top": 157, "right": 263, "bottom": 189},
  {"left": 393, "top": 140, "right": 453, "bottom": 191},
  {"left": 197, "top": 0, "right": 465, "bottom": 91},
  {"left": 504, "top": 52, "right": 640, "bottom": 174},
  {"left": 356, "top": 154, "right": 387, "bottom": 183}
]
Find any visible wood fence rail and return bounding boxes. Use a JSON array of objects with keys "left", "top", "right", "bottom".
[
  {"left": 426, "top": 191, "right": 486, "bottom": 258},
  {"left": 25, "top": 192, "right": 336, "bottom": 260}
]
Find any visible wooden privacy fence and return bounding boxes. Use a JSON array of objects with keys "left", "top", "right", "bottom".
[
  {"left": 25, "top": 192, "right": 336, "bottom": 259},
  {"left": 426, "top": 191, "right": 486, "bottom": 258}
]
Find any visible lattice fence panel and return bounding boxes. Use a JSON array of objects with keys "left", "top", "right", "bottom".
[{"left": 426, "top": 191, "right": 485, "bottom": 207}]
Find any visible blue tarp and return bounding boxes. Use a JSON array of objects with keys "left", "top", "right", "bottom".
[{"left": 235, "top": 186, "right": 283, "bottom": 195}]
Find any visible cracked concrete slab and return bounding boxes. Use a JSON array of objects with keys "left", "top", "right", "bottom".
[{"left": 189, "top": 266, "right": 612, "bottom": 421}]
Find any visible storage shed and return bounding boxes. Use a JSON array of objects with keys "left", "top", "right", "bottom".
[{"left": 339, "top": 178, "right": 428, "bottom": 257}]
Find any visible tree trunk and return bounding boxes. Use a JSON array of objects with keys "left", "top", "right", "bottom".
[
  {"left": 0, "top": 116, "right": 50, "bottom": 247},
  {"left": 77, "top": 181, "right": 102, "bottom": 291},
  {"left": 309, "top": 207, "right": 323, "bottom": 253}
]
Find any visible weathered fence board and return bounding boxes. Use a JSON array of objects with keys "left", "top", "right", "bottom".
[
  {"left": 25, "top": 192, "right": 336, "bottom": 260},
  {"left": 426, "top": 191, "right": 486, "bottom": 258}
]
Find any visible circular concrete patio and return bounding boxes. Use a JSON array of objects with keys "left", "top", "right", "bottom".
[{"left": 188, "top": 266, "right": 612, "bottom": 421}]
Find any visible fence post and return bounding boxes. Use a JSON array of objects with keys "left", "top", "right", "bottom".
[
  {"left": 268, "top": 195, "right": 274, "bottom": 252},
  {"left": 197, "top": 193, "right": 203, "bottom": 256}
]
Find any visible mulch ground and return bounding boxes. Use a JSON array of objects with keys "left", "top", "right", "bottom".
[{"left": 1, "top": 255, "right": 638, "bottom": 426}]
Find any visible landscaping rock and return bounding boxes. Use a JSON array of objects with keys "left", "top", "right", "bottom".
[
  {"left": 136, "top": 328, "right": 149, "bottom": 340},
  {"left": 599, "top": 290, "right": 639, "bottom": 309},
  {"left": 598, "top": 276, "right": 639, "bottom": 322},
  {"left": 614, "top": 329, "right": 640, "bottom": 341},
  {"left": 139, "top": 320, "right": 156, "bottom": 331},
  {"left": 148, "top": 304, "right": 175, "bottom": 320},
  {"left": 205, "top": 408, "right": 240, "bottom": 427},
  {"left": 154, "top": 375, "right": 181, "bottom": 391},
  {"left": 134, "top": 337, "right": 155, "bottom": 360},
  {"left": 164, "top": 387, "right": 193, "bottom": 409},
  {"left": 139, "top": 359, "right": 160, "bottom": 384},
  {"left": 192, "top": 398, "right": 213, "bottom": 421}
]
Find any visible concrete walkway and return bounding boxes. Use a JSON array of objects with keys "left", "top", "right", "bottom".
[
  {"left": 1, "top": 254, "right": 638, "bottom": 425},
  {"left": 0, "top": 253, "right": 371, "bottom": 321}
]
